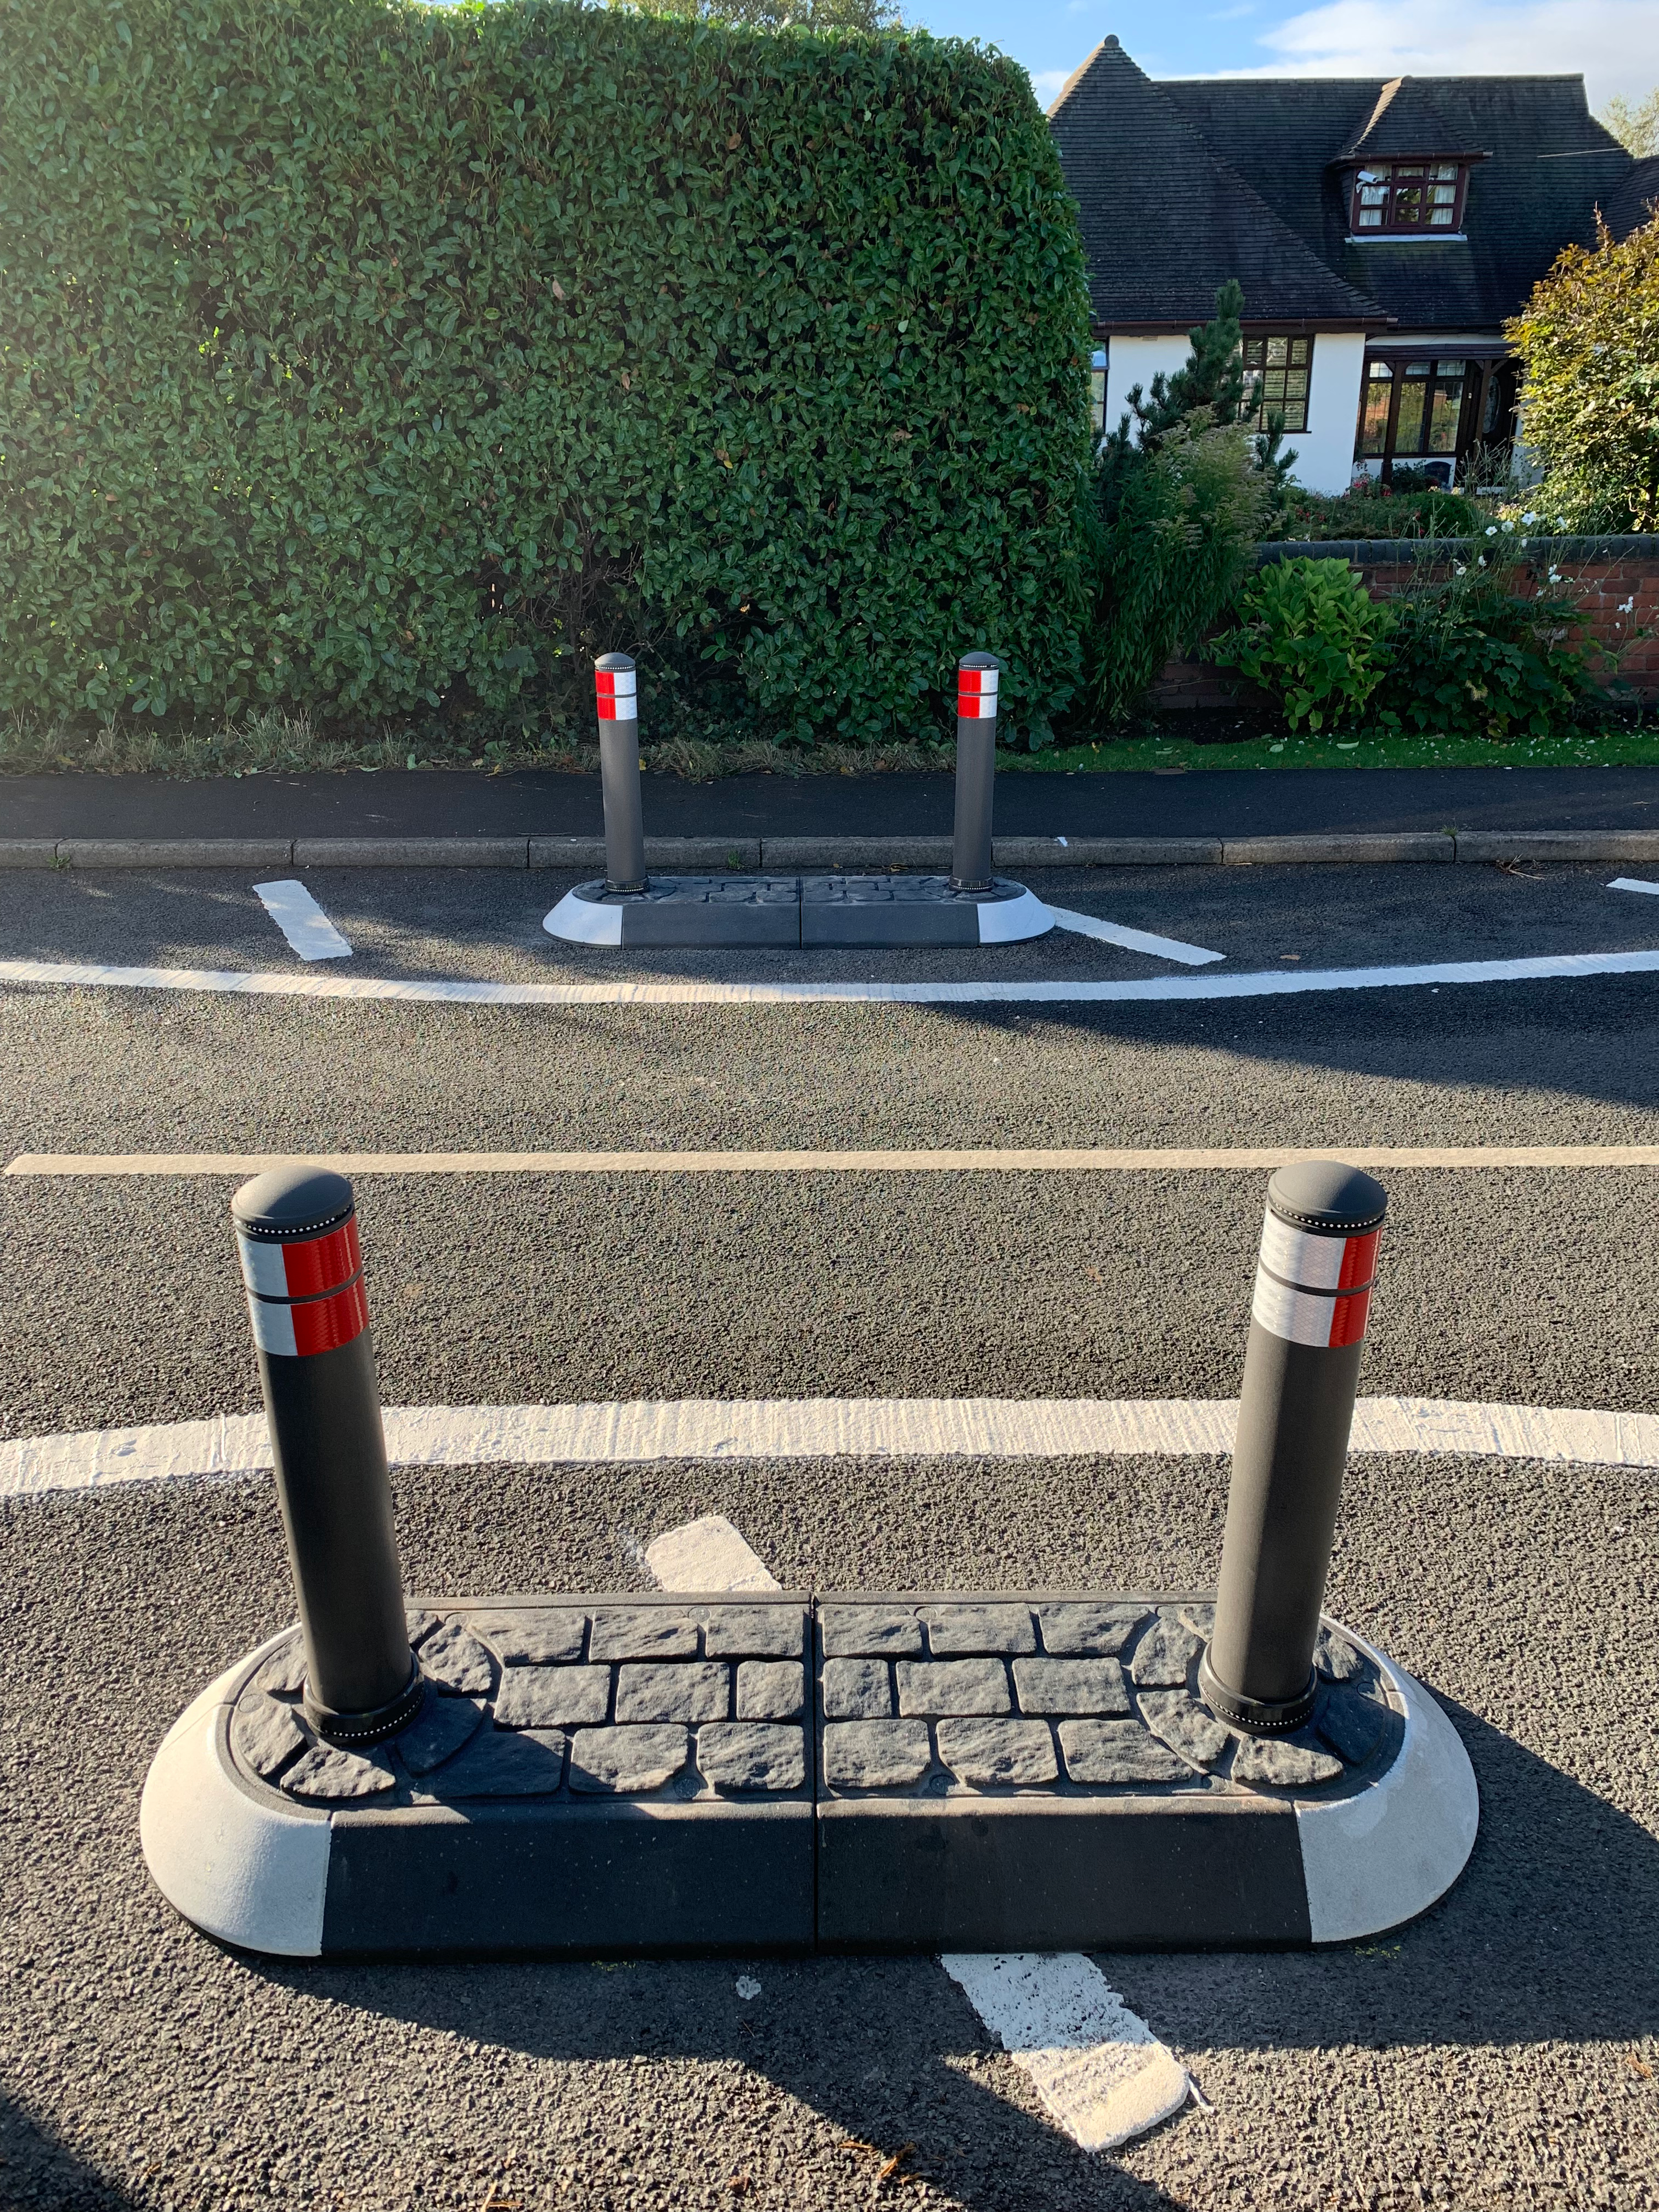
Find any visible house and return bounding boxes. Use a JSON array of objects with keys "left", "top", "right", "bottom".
[{"left": 1048, "top": 40, "right": 1644, "bottom": 493}]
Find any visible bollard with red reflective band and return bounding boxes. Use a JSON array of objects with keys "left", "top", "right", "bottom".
[
  {"left": 1200, "top": 1160, "right": 1387, "bottom": 1735},
  {"left": 950, "top": 651, "right": 1001, "bottom": 893},
  {"left": 594, "top": 651, "right": 646, "bottom": 893},
  {"left": 232, "top": 1165, "right": 420, "bottom": 1745}
]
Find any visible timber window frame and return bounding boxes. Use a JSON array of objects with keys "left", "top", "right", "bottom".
[{"left": 1241, "top": 334, "right": 1313, "bottom": 435}]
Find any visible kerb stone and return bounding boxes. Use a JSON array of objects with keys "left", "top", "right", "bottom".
[
  {"left": 1012, "top": 1657, "right": 1129, "bottom": 1716},
  {"left": 822, "top": 1720, "right": 932, "bottom": 1791},
  {"left": 568, "top": 1726, "right": 689, "bottom": 1795},
  {"left": 935, "top": 1718, "right": 1058, "bottom": 1787},
  {"left": 589, "top": 1609, "right": 699, "bottom": 1662},
  {"left": 896, "top": 1658, "right": 1010, "bottom": 1718},
  {"left": 467, "top": 1609, "right": 586, "bottom": 1665},
  {"left": 821, "top": 1657, "right": 891, "bottom": 1720},
  {"left": 698, "top": 1724, "right": 805, "bottom": 1793},
  {"left": 736, "top": 1662, "right": 804, "bottom": 1721},
  {"left": 1059, "top": 1720, "right": 1196, "bottom": 1785},
  {"left": 820, "top": 1606, "right": 922, "bottom": 1658},
  {"left": 615, "top": 1662, "right": 728, "bottom": 1724},
  {"left": 924, "top": 1604, "right": 1035, "bottom": 1656},
  {"left": 494, "top": 1666, "right": 611, "bottom": 1730}
]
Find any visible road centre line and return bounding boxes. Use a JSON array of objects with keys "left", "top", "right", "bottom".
[
  {"left": 252, "top": 880, "right": 353, "bottom": 963},
  {"left": 10, "top": 1143, "right": 1659, "bottom": 1177},
  {"left": 4, "top": 945, "right": 1659, "bottom": 1006},
  {"left": 1045, "top": 907, "right": 1224, "bottom": 967},
  {"left": 642, "top": 1513, "right": 1190, "bottom": 2149},
  {"left": 7, "top": 1395, "right": 1656, "bottom": 1499}
]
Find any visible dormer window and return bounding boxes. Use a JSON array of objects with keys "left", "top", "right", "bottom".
[{"left": 1350, "top": 162, "right": 1468, "bottom": 235}]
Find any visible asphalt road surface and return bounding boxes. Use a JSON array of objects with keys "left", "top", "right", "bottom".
[{"left": 3, "top": 861, "right": 1657, "bottom": 2210}]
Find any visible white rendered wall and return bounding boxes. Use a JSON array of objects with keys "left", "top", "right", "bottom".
[
  {"left": 1102, "top": 336, "right": 1196, "bottom": 437},
  {"left": 1101, "top": 330, "right": 1365, "bottom": 497},
  {"left": 1286, "top": 330, "right": 1365, "bottom": 495}
]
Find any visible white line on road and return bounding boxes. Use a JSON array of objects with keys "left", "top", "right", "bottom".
[
  {"left": 941, "top": 1953, "right": 1192, "bottom": 2153},
  {"left": 3, "top": 945, "right": 1658, "bottom": 1007},
  {"left": 1610, "top": 878, "right": 1659, "bottom": 898},
  {"left": 252, "top": 881, "right": 353, "bottom": 962},
  {"left": 1046, "top": 907, "right": 1224, "bottom": 967},
  {"left": 638, "top": 1511, "right": 1189, "bottom": 2151},
  {"left": 644, "top": 1514, "right": 781, "bottom": 1593},
  {"left": 7, "top": 1394, "right": 1657, "bottom": 1499},
  {"left": 12, "top": 1143, "right": 1659, "bottom": 1178}
]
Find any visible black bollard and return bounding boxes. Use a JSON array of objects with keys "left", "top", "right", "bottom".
[
  {"left": 1199, "top": 1160, "right": 1387, "bottom": 1734},
  {"left": 595, "top": 651, "right": 647, "bottom": 893},
  {"left": 232, "top": 1166, "right": 420, "bottom": 1745},
  {"left": 950, "top": 651, "right": 1001, "bottom": 893}
]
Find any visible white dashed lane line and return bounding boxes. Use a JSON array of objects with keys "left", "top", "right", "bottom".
[
  {"left": 639, "top": 1509, "right": 1193, "bottom": 2152},
  {"left": 4, "top": 945, "right": 1659, "bottom": 1005},
  {"left": 8, "top": 1395, "right": 1657, "bottom": 1499},
  {"left": 1610, "top": 878, "right": 1659, "bottom": 898},
  {"left": 252, "top": 881, "right": 353, "bottom": 963},
  {"left": 1046, "top": 907, "right": 1224, "bottom": 966}
]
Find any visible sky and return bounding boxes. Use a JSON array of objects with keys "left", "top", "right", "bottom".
[{"left": 906, "top": 0, "right": 1659, "bottom": 117}]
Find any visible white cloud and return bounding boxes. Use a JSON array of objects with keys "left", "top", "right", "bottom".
[
  {"left": 1237, "top": 0, "right": 1659, "bottom": 110},
  {"left": 1029, "top": 65, "right": 1071, "bottom": 104}
]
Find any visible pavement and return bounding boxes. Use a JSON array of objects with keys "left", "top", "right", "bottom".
[
  {"left": 7, "top": 760, "right": 1659, "bottom": 842},
  {"left": 3, "top": 858, "right": 1658, "bottom": 2209}
]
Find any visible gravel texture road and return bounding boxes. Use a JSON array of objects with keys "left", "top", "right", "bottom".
[{"left": 3, "top": 861, "right": 1657, "bottom": 2210}]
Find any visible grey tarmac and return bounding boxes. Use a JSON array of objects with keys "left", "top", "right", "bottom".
[{"left": 2, "top": 859, "right": 1658, "bottom": 2208}]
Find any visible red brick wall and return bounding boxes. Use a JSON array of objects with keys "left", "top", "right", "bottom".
[{"left": 1149, "top": 539, "right": 1659, "bottom": 709}]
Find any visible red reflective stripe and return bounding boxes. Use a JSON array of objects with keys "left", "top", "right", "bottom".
[
  {"left": 595, "top": 672, "right": 618, "bottom": 697},
  {"left": 1336, "top": 1228, "right": 1380, "bottom": 1293},
  {"left": 278, "top": 1217, "right": 360, "bottom": 1300},
  {"left": 1328, "top": 1284, "right": 1372, "bottom": 1347},
  {"left": 289, "top": 1277, "right": 370, "bottom": 1356}
]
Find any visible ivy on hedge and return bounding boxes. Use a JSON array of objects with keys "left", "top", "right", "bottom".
[{"left": 0, "top": 0, "right": 1093, "bottom": 738}]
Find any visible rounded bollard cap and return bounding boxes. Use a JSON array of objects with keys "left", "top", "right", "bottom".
[
  {"left": 1267, "top": 1159, "right": 1386, "bottom": 1237},
  {"left": 957, "top": 650, "right": 1001, "bottom": 670},
  {"left": 594, "top": 651, "right": 635, "bottom": 672},
  {"left": 232, "top": 1165, "right": 356, "bottom": 1243}
]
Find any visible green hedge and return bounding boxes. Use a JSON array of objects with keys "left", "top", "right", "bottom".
[{"left": 0, "top": 0, "right": 1092, "bottom": 740}]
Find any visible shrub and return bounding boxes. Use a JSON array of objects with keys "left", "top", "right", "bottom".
[
  {"left": 1506, "top": 209, "right": 1659, "bottom": 532},
  {"left": 1083, "top": 280, "right": 1285, "bottom": 724},
  {"left": 1374, "top": 565, "right": 1591, "bottom": 741},
  {"left": 0, "top": 0, "right": 1092, "bottom": 740},
  {"left": 1274, "top": 484, "right": 1488, "bottom": 542},
  {"left": 1206, "top": 557, "right": 1393, "bottom": 731}
]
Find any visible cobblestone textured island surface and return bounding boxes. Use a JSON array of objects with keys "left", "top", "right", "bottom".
[
  {"left": 229, "top": 1596, "right": 812, "bottom": 1807},
  {"left": 815, "top": 1596, "right": 1397, "bottom": 1800},
  {"left": 228, "top": 1592, "right": 1401, "bottom": 1812}
]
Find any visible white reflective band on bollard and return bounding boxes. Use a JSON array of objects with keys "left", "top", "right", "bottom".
[
  {"left": 595, "top": 667, "right": 637, "bottom": 721},
  {"left": 957, "top": 665, "right": 998, "bottom": 719},
  {"left": 1250, "top": 1209, "right": 1380, "bottom": 1350}
]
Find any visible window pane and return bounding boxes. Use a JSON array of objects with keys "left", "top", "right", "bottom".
[
  {"left": 1432, "top": 164, "right": 1458, "bottom": 180},
  {"left": 1242, "top": 338, "right": 1263, "bottom": 369},
  {"left": 1266, "top": 336, "right": 1288, "bottom": 366},
  {"left": 1289, "top": 337, "right": 1310, "bottom": 367},
  {"left": 1359, "top": 364, "right": 1392, "bottom": 457},
  {"left": 1431, "top": 183, "right": 1457, "bottom": 203},
  {"left": 1395, "top": 369, "right": 1428, "bottom": 452},
  {"left": 1284, "top": 371, "right": 1308, "bottom": 402},
  {"left": 1429, "top": 208, "right": 1454, "bottom": 225},
  {"left": 1427, "top": 364, "right": 1466, "bottom": 452},
  {"left": 1393, "top": 182, "right": 1424, "bottom": 224},
  {"left": 1358, "top": 185, "right": 1387, "bottom": 205},
  {"left": 1357, "top": 208, "right": 1383, "bottom": 227}
]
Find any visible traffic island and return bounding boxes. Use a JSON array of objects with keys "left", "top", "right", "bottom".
[
  {"left": 138, "top": 1158, "right": 1479, "bottom": 1959},
  {"left": 545, "top": 872, "right": 1052, "bottom": 947},
  {"left": 141, "top": 1588, "right": 1474, "bottom": 1959},
  {"left": 543, "top": 651, "right": 1053, "bottom": 949}
]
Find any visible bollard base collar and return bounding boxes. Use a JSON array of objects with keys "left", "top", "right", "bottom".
[
  {"left": 304, "top": 1654, "right": 425, "bottom": 1747},
  {"left": 1198, "top": 1650, "right": 1317, "bottom": 1735}
]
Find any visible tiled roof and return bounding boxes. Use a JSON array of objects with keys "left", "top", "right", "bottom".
[
  {"left": 1046, "top": 38, "right": 1386, "bottom": 329},
  {"left": 1603, "top": 157, "right": 1659, "bottom": 243},
  {"left": 1051, "top": 44, "right": 1636, "bottom": 333},
  {"left": 1334, "top": 78, "right": 1488, "bottom": 163}
]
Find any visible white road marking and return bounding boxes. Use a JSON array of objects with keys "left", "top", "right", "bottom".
[
  {"left": 637, "top": 1509, "right": 1189, "bottom": 2151},
  {"left": 942, "top": 1953, "right": 1191, "bottom": 2153},
  {"left": 1610, "top": 878, "right": 1659, "bottom": 898},
  {"left": 1046, "top": 907, "right": 1224, "bottom": 966},
  {"left": 644, "top": 1514, "right": 781, "bottom": 1593},
  {"left": 7, "top": 1395, "right": 1657, "bottom": 1500},
  {"left": 3, "top": 945, "right": 1658, "bottom": 1006},
  {"left": 252, "top": 881, "right": 352, "bottom": 962},
  {"left": 12, "top": 1143, "right": 1659, "bottom": 1178}
]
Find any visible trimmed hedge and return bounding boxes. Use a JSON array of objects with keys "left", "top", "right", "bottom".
[{"left": 0, "top": 0, "right": 1092, "bottom": 740}]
